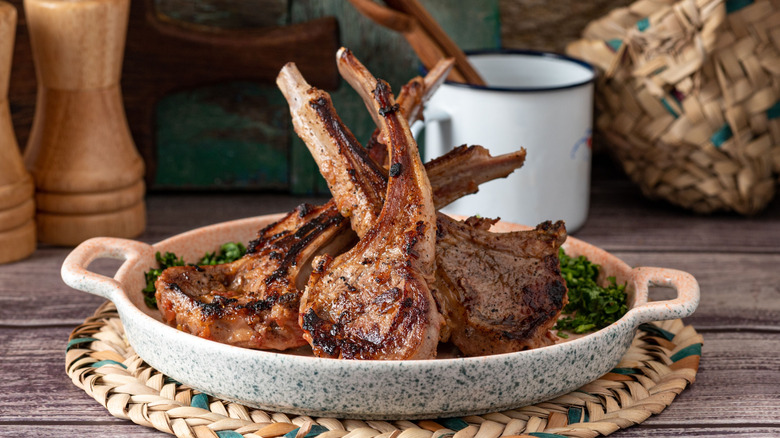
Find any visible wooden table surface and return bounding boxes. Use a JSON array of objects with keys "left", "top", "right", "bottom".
[{"left": 1, "top": 157, "right": 779, "bottom": 437}]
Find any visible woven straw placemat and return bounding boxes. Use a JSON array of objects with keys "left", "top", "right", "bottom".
[{"left": 66, "top": 302, "right": 702, "bottom": 438}]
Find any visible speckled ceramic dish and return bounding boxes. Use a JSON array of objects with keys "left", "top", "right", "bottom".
[{"left": 62, "top": 213, "right": 699, "bottom": 420}]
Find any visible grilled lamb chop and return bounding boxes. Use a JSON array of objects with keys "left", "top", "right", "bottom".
[
  {"left": 156, "top": 55, "right": 531, "bottom": 354},
  {"left": 155, "top": 202, "right": 352, "bottom": 350},
  {"left": 336, "top": 48, "right": 568, "bottom": 355},
  {"left": 155, "top": 63, "right": 520, "bottom": 352},
  {"left": 298, "top": 53, "right": 441, "bottom": 359},
  {"left": 426, "top": 145, "right": 526, "bottom": 209}
]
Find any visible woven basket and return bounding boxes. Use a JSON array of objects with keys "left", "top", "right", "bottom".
[{"left": 566, "top": 0, "right": 780, "bottom": 214}]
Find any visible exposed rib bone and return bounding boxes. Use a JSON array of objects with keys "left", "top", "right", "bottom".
[
  {"left": 278, "top": 61, "right": 525, "bottom": 238},
  {"left": 157, "top": 64, "right": 524, "bottom": 353},
  {"left": 366, "top": 57, "right": 453, "bottom": 167}
]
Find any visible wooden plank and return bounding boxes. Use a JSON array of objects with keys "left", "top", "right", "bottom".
[
  {"left": 139, "top": 193, "right": 329, "bottom": 242},
  {"left": 640, "top": 332, "right": 780, "bottom": 427},
  {"left": 0, "top": 248, "right": 109, "bottom": 326},
  {"left": 574, "top": 157, "right": 780, "bottom": 253},
  {"left": 156, "top": 0, "right": 288, "bottom": 28},
  {"left": 0, "top": 326, "right": 117, "bottom": 422},
  {"left": 153, "top": 81, "right": 291, "bottom": 191},
  {"left": 0, "top": 425, "right": 168, "bottom": 437},
  {"left": 142, "top": 185, "right": 779, "bottom": 254},
  {"left": 0, "top": 426, "right": 779, "bottom": 438},
  {"left": 611, "top": 428, "right": 780, "bottom": 437},
  {"left": 608, "top": 252, "right": 780, "bottom": 331}
]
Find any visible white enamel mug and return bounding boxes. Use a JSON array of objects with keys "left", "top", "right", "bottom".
[{"left": 418, "top": 50, "right": 595, "bottom": 232}]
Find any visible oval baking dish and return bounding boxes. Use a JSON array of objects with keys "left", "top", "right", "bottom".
[{"left": 61, "top": 214, "right": 699, "bottom": 420}]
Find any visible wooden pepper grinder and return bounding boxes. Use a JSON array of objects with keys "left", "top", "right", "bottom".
[
  {"left": 23, "top": 0, "right": 145, "bottom": 246},
  {"left": 0, "top": 1, "right": 36, "bottom": 264}
]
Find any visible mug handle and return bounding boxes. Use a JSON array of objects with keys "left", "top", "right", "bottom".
[{"left": 411, "top": 107, "right": 452, "bottom": 160}]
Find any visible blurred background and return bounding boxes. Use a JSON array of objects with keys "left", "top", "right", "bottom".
[{"left": 6, "top": 0, "right": 630, "bottom": 196}]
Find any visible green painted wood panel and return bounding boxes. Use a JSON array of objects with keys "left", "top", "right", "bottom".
[
  {"left": 151, "top": 0, "right": 500, "bottom": 193},
  {"left": 155, "top": 0, "right": 288, "bottom": 28},
  {"left": 154, "top": 81, "right": 290, "bottom": 190},
  {"left": 151, "top": 0, "right": 291, "bottom": 191}
]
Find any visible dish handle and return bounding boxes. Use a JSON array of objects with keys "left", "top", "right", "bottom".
[
  {"left": 626, "top": 267, "right": 700, "bottom": 325},
  {"left": 61, "top": 237, "right": 155, "bottom": 302}
]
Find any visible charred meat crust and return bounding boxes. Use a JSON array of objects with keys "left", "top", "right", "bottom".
[
  {"left": 327, "top": 48, "right": 569, "bottom": 357},
  {"left": 426, "top": 145, "right": 525, "bottom": 208},
  {"left": 155, "top": 202, "right": 352, "bottom": 351},
  {"left": 301, "top": 221, "right": 436, "bottom": 360}
]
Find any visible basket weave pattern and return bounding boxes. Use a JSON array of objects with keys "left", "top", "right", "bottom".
[
  {"left": 66, "top": 302, "right": 702, "bottom": 438},
  {"left": 567, "top": 0, "right": 780, "bottom": 214}
]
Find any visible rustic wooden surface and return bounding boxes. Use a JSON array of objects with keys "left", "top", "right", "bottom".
[{"left": 0, "top": 155, "right": 778, "bottom": 437}]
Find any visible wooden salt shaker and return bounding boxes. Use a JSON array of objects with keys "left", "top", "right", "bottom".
[
  {"left": 23, "top": 0, "right": 145, "bottom": 246},
  {"left": 0, "top": 1, "right": 36, "bottom": 264}
]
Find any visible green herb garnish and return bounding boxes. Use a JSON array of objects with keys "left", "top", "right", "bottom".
[
  {"left": 198, "top": 242, "right": 247, "bottom": 266},
  {"left": 555, "top": 248, "right": 628, "bottom": 335},
  {"left": 141, "top": 242, "right": 247, "bottom": 309},
  {"left": 142, "top": 251, "right": 185, "bottom": 308}
]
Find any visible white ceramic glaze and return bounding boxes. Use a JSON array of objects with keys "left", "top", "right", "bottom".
[
  {"left": 418, "top": 50, "right": 595, "bottom": 232},
  {"left": 61, "top": 214, "right": 699, "bottom": 420}
]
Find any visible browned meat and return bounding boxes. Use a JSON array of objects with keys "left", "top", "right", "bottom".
[
  {"left": 335, "top": 48, "right": 568, "bottom": 355},
  {"left": 156, "top": 53, "right": 532, "bottom": 355},
  {"left": 155, "top": 202, "right": 353, "bottom": 350},
  {"left": 277, "top": 62, "right": 386, "bottom": 238},
  {"left": 298, "top": 48, "right": 441, "bottom": 359},
  {"left": 155, "top": 80, "right": 516, "bottom": 352},
  {"left": 278, "top": 61, "right": 525, "bottom": 237},
  {"left": 155, "top": 145, "right": 525, "bottom": 352},
  {"left": 277, "top": 59, "right": 458, "bottom": 237},
  {"left": 426, "top": 145, "right": 526, "bottom": 209},
  {"left": 434, "top": 217, "right": 568, "bottom": 355}
]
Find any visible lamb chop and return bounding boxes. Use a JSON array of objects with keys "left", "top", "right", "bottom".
[
  {"left": 155, "top": 60, "right": 525, "bottom": 352},
  {"left": 298, "top": 56, "right": 442, "bottom": 360},
  {"left": 335, "top": 48, "right": 568, "bottom": 355},
  {"left": 155, "top": 202, "right": 351, "bottom": 350}
]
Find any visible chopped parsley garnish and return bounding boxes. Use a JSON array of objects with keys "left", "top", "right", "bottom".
[
  {"left": 142, "top": 242, "right": 247, "bottom": 309},
  {"left": 198, "top": 242, "right": 246, "bottom": 266},
  {"left": 555, "top": 248, "right": 628, "bottom": 336}
]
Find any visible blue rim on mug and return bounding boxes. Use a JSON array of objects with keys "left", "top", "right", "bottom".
[{"left": 422, "top": 49, "right": 596, "bottom": 93}]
